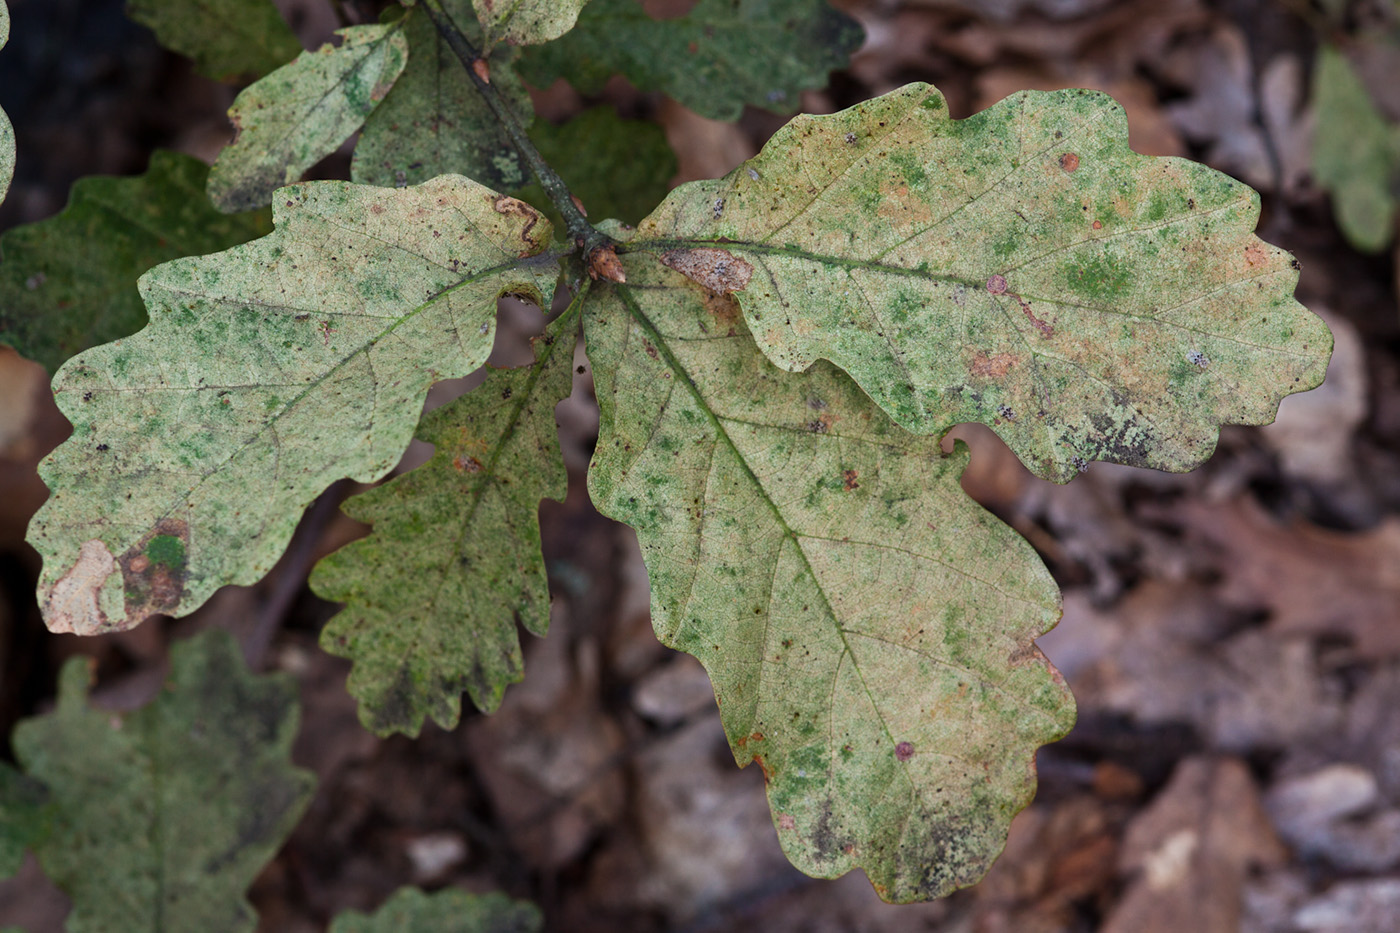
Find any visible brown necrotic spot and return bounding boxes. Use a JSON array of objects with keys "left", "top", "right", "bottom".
[
  {"left": 118, "top": 518, "right": 190, "bottom": 624},
  {"left": 1059, "top": 152, "right": 1079, "bottom": 172},
  {"left": 44, "top": 539, "right": 118, "bottom": 635},
  {"left": 661, "top": 248, "right": 754, "bottom": 294},
  {"left": 453, "top": 455, "right": 484, "bottom": 473}
]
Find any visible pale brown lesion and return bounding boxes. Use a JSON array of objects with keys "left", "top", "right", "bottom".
[
  {"left": 44, "top": 539, "right": 117, "bottom": 636},
  {"left": 660, "top": 247, "right": 755, "bottom": 294}
]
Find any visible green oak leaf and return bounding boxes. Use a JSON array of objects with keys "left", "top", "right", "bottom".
[
  {"left": 518, "top": 0, "right": 864, "bottom": 122},
  {"left": 1, "top": 0, "right": 13, "bottom": 203},
  {"left": 312, "top": 303, "right": 575, "bottom": 735},
  {"left": 208, "top": 22, "right": 409, "bottom": 212},
  {"left": 0, "top": 150, "right": 272, "bottom": 373},
  {"left": 125, "top": 0, "right": 303, "bottom": 81},
  {"left": 586, "top": 251, "right": 1074, "bottom": 902},
  {"left": 11, "top": 630, "right": 315, "bottom": 933},
  {"left": 329, "top": 886, "right": 542, "bottom": 932},
  {"left": 1313, "top": 44, "right": 1400, "bottom": 253},
  {"left": 29, "top": 176, "right": 557, "bottom": 635},
  {"left": 352, "top": 6, "right": 532, "bottom": 193},
  {"left": 472, "top": 0, "right": 590, "bottom": 48},
  {"left": 635, "top": 82, "right": 1332, "bottom": 482},
  {"left": 516, "top": 106, "right": 677, "bottom": 228},
  {"left": 0, "top": 764, "right": 50, "bottom": 880}
]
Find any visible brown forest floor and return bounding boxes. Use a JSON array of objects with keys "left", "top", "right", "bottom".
[{"left": 2, "top": 0, "right": 1399, "bottom": 930}]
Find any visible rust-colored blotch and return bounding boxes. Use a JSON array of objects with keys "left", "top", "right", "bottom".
[{"left": 1059, "top": 152, "right": 1080, "bottom": 172}]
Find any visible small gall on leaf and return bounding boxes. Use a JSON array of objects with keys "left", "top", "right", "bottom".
[
  {"left": 471, "top": 58, "right": 491, "bottom": 84},
  {"left": 588, "top": 245, "right": 627, "bottom": 283},
  {"left": 986, "top": 274, "right": 1008, "bottom": 295},
  {"left": 1059, "top": 152, "right": 1079, "bottom": 172},
  {"left": 895, "top": 741, "right": 915, "bottom": 762}
]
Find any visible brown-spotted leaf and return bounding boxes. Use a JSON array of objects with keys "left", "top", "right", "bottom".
[
  {"left": 28, "top": 176, "right": 557, "bottom": 635},
  {"left": 586, "top": 251, "right": 1074, "bottom": 902},
  {"left": 472, "top": 0, "right": 590, "bottom": 48},
  {"left": 635, "top": 82, "right": 1332, "bottom": 482}
]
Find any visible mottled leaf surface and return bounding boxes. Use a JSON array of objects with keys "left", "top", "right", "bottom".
[
  {"left": 11, "top": 630, "right": 315, "bottom": 933},
  {"left": 473, "top": 0, "right": 590, "bottom": 48},
  {"left": 126, "top": 0, "right": 302, "bottom": 81},
  {"left": 518, "top": 0, "right": 864, "bottom": 122},
  {"left": 636, "top": 83, "right": 1332, "bottom": 481},
  {"left": 0, "top": 764, "right": 49, "bottom": 880},
  {"left": 1313, "top": 45, "right": 1400, "bottom": 252},
  {"left": 208, "top": 23, "right": 408, "bottom": 212},
  {"left": 29, "top": 176, "right": 557, "bottom": 635},
  {"left": 330, "top": 886, "right": 542, "bottom": 932},
  {"left": 516, "top": 106, "right": 677, "bottom": 228},
  {"left": 0, "top": 151, "right": 272, "bottom": 373},
  {"left": 586, "top": 252, "right": 1074, "bottom": 902},
  {"left": 0, "top": 1, "right": 13, "bottom": 203},
  {"left": 312, "top": 307, "right": 574, "bottom": 735},
  {"left": 352, "top": 7, "right": 531, "bottom": 193}
]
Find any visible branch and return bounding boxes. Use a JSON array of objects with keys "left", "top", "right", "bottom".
[{"left": 419, "top": 0, "right": 616, "bottom": 264}]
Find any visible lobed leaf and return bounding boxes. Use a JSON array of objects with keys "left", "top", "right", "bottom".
[
  {"left": 636, "top": 83, "right": 1332, "bottom": 482},
  {"left": 352, "top": 6, "right": 532, "bottom": 193},
  {"left": 29, "top": 176, "right": 557, "bottom": 635},
  {"left": 312, "top": 304, "right": 575, "bottom": 736},
  {"left": 1312, "top": 45, "right": 1400, "bottom": 253},
  {"left": 472, "top": 0, "right": 591, "bottom": 48},
  {"left": 516, "top": 106, "right": 677, "bottom": 229},
  {"left": 0, "top": 0, "right": 12, "bottom": 203},
  {"left": 208, "top": 23, "right": 409, "bottom": 213},
  {"left": 126, "top": 0, "right": 303, "bottom": 81},
  {"left": 329, "top": 886, "right": 542, "bottom": 932},
  {"left": 518, "top": 0, "right": 864, "bottom": 122},
  {"left": 0, "top": 150, "right": 272, "bottom": 373},
  {"left": 11, "top": 630, "right": 315, "bottom": 933},
  {"left": 586, "top": 251, "right": 1074, "bottom": 902}
]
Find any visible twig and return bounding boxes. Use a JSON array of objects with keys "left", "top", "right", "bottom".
[{"left": 418, "top": 0, "right": 616, "bottom": 261}]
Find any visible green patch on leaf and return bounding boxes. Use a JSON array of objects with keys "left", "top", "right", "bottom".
[
  {"left": 125, "top": 0, "right": 303, "bottom": 81},
  {"left": 516, "top": 106, "right": 678, "bottom": 228},
  {"left": 11, "top": 630, "right": 315, "bottom": 933},
  {"left": 472, "top": 0, "right": 590, "bottom": 49},
  {"left": 636, "top": 82, "right": 1332, "bottom": 482},
  {"left": 1312, "top": 44, "right": 1400, "bottom": 253},
  {"left": 29, "top": 176, "right": 557, "bottom": 635},
  {"left": 208, "top": 23, "right": 409, "bottom": 212},
  {"left": 352, "top": 7, "right": 532, "bottom": 192},
  {"left": 312, "top": 303, "right": 575, "bottom": 735},
  {"left": 0, "top": 150, "right": 272, "bottom": 373},
  {"left": 518, "top": 0, "right": 864, "bottom": 122},
  {"left": 586, "top": 251, "right": 1074, "bottom": 902},
  {"left": 330, "top": 885, "right": 542, "bottom": 932}
]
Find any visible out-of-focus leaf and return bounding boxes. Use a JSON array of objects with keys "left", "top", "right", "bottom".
[
  {"left": 515, "top": 106, "right": 677, "bottom": 228},
  {"left": 472, "top": 0, "right": 590, "bottom": 48},
  {"left": 125, "top": 0, "right": 302, "bottom": 81},
  {"left": 352, "top": 7, "right": 532, "bottom": 192},
  {"left": 1313, "top": 44, "right": 1400, "bottom": 253},
  {"left": 11, "top": 630, "right": 315, "bottom": 933},
  {"left": 28, "top": 177, "right": 557, "bottom": 635},
  {"left": 0, "top": 764, "right": 50, "bottom": 880},
  {"left": 312, "top": 304, "right": 575, "bottom": 735},
  {"left": 518, "top": 0, "right": 864, "bottom": 122},
  {"left": 0, "top": 151, "right": 272, "bottom": 373},
  {"left": 636, "top": 82, "right": 1331, "bottom": 482},
  {"left": 329, "top": 886, "right": 543, "bottom": 932},
  {"left": 586, "top": 250, "right": 1074, "bottom": 902},
  {"left": 208, "top": 23, "right": 408, "bottom": 212}
]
